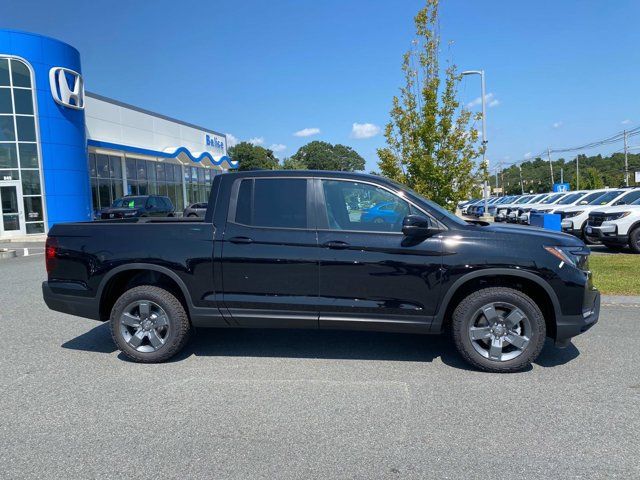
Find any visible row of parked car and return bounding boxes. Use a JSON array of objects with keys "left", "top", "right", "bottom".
[
  {"left": 95, "top": 195, "right": 208, "bottom": 219},
  {"left": 460, "top": 187, "right": 640, "bottom": 253}
]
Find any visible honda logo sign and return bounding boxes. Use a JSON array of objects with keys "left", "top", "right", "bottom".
[{"left": 49, "top": 67, "right": 84, "bottom": 110}]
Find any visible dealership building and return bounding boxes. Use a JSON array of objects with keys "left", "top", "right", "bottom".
[{"left": 0, "top": 29, "right": 235, "bottom": 239}]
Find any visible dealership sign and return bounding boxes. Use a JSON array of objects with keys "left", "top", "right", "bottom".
[
  {"left": 553, "top": 183, "right": 570, "bottom": 192},
  {"left": 205, "top": 134, "right": 224, "bottom": 151},
  {"left": 49, "top": 67, "right": 84, "bottom": 110}
]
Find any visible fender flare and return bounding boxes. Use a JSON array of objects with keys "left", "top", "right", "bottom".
[
  {"left": 97, "top": 263, "right": 195, "bottom": 313},
  {"left": 433, "top": 268, "right": 562, "bottom": 330}
]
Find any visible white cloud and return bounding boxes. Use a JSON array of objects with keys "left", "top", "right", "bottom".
[
  {"left": 225, "top": 133, "right": 238, "bottom": 148},
  {"left": 524, "top": 152, "right": 533, "bottom": 159},
  {"left": 269, "top": 143, "right": 287, "bottom": 153},
  {"left": 294, "top": 127, "right": 321, "bottom": 137},
  {"left": 351, "top": 122, "right": 381, "bottom": 139},
  {"left": 467, "top": 92, "right": 500, "bottom": 109},
  {"left": 621, "top": 119, "right": 632, "bottom": 125},
  {"left": 552, "top": 121, "right": 563, "bottom": 129},
  {"left": 248, "top": 137, "right": 264, "bottom": 146}
]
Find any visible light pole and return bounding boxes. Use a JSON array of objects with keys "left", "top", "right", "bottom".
[{"left": 462, "top": 70, "right": 490, "bottom": 219}]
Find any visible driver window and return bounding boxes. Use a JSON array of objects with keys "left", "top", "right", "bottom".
[{"left": 321, "top": 180, "right": 415, "bottom": 232}]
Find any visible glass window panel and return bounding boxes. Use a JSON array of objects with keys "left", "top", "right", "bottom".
[
  {"left": 146, "top": 160, "right": 157, "bottom": 183},
  {"left": 235, "top": 179, "right": 252, "bottom": 225},
  {"left": 110, "top": 156, "right": 122, "bottom": 179},
  {"left": 0, "top": 144, "right": 18, "bottom": 168},
  {"left": 112, "top": 181, "right": 124, "bottom": 203},
  {"left": 138, "top": 182, "right": 148, "bottom": 195},
  {"left": 96, "top": 154, "right": 109, "bottom": 178},
  {"left": 253, "top": 179, "right": 307, "bottom": 228},
  {"left": 205, "top": 169, "right": 211, "bottom": 183},
  {"left": 26, "top": 222, "right": 45, "bottom": 234},
  {"left": 21, "top": 169, "right": 41, "bottom": 195},
  {"left": 13, "top": 89, "right": 33, "bottom": 115},
  {"left": 156, "top": 162, "right": 166, "bottom": 182},
  {"left": 11, "top": 60, "right": 32, "bottom": 88},
  {"left": 175, "top": 165, "right": 182, "bottom": 183},
  {"left": 136, "top": 159, "right": 147, "bottom": 180},
  {"left": 98, "top": 179, "right": 111, "bottom": 207},
  {"left": 0, "top": 59, "right": 9, "bottom": 86},
  {"left": 158, "top": 183, "right": 168, "bottom": 196},
  {"left": 127, "top": 181, "right": 138, "bottom": 196},
  {"left": 91, "top": 178, "right": 99, "bottom": 211},
  {"left": 126, "top": 158, "right": 136, "bottom": 180},
  {"left": 16, "top": 116, "right": 36, "bottom": 141},
  {"left": 23, "top": 196, "right": 43, "bottom": 221},
  {"left": 0, "top": 115, "right": 15, "bottom": 141},
  {"left": 18, "top": 143, "right": 39, "bottom": 168},
  {"left": 0, "top": 88, "right": 12, "bottom": 113},
  {"left": 0, "top": 169, "right": 19, "bottom": 180},
  {"left": 197, "top": 168, "right": 205, "bottom": 184},
  {"left": 148, "top": 181, "right": 158, "bottom": 195},
  {"left": 88, "top": 153, "right": 97, "bottom": 177}
]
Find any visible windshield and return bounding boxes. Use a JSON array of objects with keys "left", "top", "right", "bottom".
[
  {"left": 514, "top": 196, "right": 532, "bottom": 204},
  {"left": 577, "top": 191, "right": 605, "bottom": 205},
  {"left": 632, "top": 197, "right": 640, "bottom": 206},
  {"left": 526, "top": 194, "right": 547, "bottom": 204},
  {"left": 556, "top": 192, "right": 584, "bottom": 205},
  {"left": 588, "top": 190, "right": 623, "bottom": 205},
  {"left": 112, "top": 197, "right": 146, "bottom": 209},
  {"left": 540, "top": 193, "right": 565, "bottom": 204}
]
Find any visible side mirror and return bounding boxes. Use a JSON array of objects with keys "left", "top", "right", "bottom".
[{"left": 402, "top": 214, "right": 438, "bottom": 237}]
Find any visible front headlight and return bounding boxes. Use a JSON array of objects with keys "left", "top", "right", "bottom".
[
  {"left": 544, "top": 245, "right": 589, "bottom": 269},
  {"left": 563, "top": 210, "right": 584, "bottom": 219},
  {"left": 605, "top": 212, "right": 631, "bottom": 221}
]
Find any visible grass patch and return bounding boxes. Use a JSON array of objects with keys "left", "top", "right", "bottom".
[{"left": 589, "top": 254, "right": 640, "bottom": 295}]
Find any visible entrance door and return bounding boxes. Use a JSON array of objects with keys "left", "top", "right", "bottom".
[{"left": 0, "top": 181, "right": 25, "bottom": 238}]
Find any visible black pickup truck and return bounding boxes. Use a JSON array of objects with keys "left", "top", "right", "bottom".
[{"left": 43, "top": 171, "right": 600, "bottom": 372}]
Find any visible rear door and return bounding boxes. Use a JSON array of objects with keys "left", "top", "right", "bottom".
[
  {"left": 315, "top": 178, "right": 442, "bottom": 331},
  {"left": 220, "top": 176, "right": 319, "bottom": 328}
]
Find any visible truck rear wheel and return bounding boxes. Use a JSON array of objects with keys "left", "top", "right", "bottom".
[
  {"left": 109, "top": 285, "right": 191, "bottom": 363},
  {"left": 628, "top": 227, "right": 640, "bottom": 254},
  {"left": 451, "top": 287, "right": 546, "bottom": 373}
]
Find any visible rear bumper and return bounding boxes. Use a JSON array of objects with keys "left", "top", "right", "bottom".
[
  {"left": 42, "top": 281, "right": 101, "bottom": 321},
  {"left": 554, "top": 289, "right": 600, "bottom": 346}
]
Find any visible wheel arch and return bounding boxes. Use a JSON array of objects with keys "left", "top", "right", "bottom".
[
  {"left": 97, "top": 264, "right": 193, "bottom": 321},
  {"left": 434, "top": 268, "right": 561, "bottom": 339}
]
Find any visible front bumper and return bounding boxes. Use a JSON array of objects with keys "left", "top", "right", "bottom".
[
  {"left": 585, "top": 224, "right": 628, "bottom": 245},
  {"left": 561, "top": 219, "right": 582, "bottom": 237},
  {"left": 555, "top": 289, "right": 600, "bottom": 346},
  {"left": 42, "top": 281, "right": 101, "bottom": 320}
]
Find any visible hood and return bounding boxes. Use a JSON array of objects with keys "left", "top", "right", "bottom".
[
  {"left": 589, "top": 204, "right": 640, "bottom": 214},
  {"left": 482, "top": 223, "right": 583, "bottom": 247},
  {"left": 558, "top": 204, "right": 597, "bottom": 213}
]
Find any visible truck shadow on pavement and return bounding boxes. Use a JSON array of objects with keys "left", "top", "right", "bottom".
[{"left": 62, "top": 323, "right": 580, "bottom": 371}]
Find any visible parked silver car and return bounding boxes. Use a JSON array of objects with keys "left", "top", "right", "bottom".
[{"left": 182, "top": 202, "right": 208, "bottom": 218}]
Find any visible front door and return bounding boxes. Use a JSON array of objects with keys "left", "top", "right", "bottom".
[
  {"left": 315, "top": 178, "right": 442, "bottom": 331},
  {"left": 220, "top": 176, "right": 319, "bottom": 328},
  {"left": 0, "top": 181, "right": 25, "bottom": 238}
]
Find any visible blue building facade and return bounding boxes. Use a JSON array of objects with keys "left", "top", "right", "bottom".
[{"left": 0, "top": 29, "right": 233, "bottom": 239}]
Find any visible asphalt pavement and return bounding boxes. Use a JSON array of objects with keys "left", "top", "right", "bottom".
[{"left": 0, "top": 254, "right": 638, "bottom": 479}]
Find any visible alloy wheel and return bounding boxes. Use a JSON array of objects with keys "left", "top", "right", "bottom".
[
  {"left": 468, "top": 302, "right": 532, "bottom": 362},
  {"left": 119, "top": 300, "right": 170, "bottom": 353}
]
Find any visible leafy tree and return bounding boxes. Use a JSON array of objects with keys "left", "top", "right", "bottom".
[
  {"left": 228, "top": 142, "right": 279, "bottom": 171},
  {"left": 581, "top": 167, "right": 605, "bottom": 190},
  {"left": 288, "top": 141, "right": 365, "bottom": 171},
  {"left": 377, "top": 0, "right": 481, "bottom": 210},
  {"left": 281, "top": 156, "right": 307, "bottom": 170}
]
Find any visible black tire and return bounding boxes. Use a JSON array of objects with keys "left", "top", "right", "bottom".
[
  {"left": 581, "top": 222, "right": 600, "bottom": 245},
  {"left": 629, "top": 227, "right": 640, "bottom": 254},
  {"left": 110, "top": 285, "right": 191, "bottom": 363},
  {"left": 451, "top": 287, "right": 546, "bottom": 373},
  {"left": 188, "top": 213, "right": 198, "bottom": 217}
]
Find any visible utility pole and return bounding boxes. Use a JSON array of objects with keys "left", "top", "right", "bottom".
[
  {"left": 518, "top": 165, "right": 524, "bottom": 194},
  {"left": 576, "top": 155, "right": 579, "bottom": 190},
  {"left": 547, "top": 147, "right": 554, "bottom": 187},
  {"left": 560, "top": 168, "right": 564, "bottom": 184},
  {"left": 624, "top": 129, "right": 629, "bottom": 186}
]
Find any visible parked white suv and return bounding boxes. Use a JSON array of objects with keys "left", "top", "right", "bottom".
[
  {"left": 585, "top": 198, "right": 640, "bottom": 253},
  {"left": 517, "top": 192, "right": 568, "bottom": 224},
  {"left": 558, "top": 188, "right": 640, "bottom": 241}
]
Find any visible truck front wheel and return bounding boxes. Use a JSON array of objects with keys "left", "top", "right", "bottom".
[
  {"left": 451, "top": 287, "right": 546, "bottom": 373},
  {"left": 629, "top": 227, "right": 640, "bottom": 254},
  {"left": 109, "top": 285, "right": 191, "bottom": 363}
]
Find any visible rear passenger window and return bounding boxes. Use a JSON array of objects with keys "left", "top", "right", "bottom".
[{"left": 234, "top": 178, "right": 307, "bottom": 229}]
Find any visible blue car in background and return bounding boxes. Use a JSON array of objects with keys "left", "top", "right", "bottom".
[{"left": 360, "top": 202, "right": 402, "bottom": 224}]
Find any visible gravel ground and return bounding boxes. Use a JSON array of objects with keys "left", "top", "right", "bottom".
[{"left": 0, "top": 254, "right": 638, "bottom": 479}]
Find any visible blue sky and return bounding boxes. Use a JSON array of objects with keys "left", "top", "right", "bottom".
[{"left": 4, "top": 0, "right": 640, "bottom": 172}]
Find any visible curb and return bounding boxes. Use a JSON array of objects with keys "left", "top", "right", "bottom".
[
  {"left": 601, "top": 295, "right": 640, "bottom": 307},
  {"left": 0, "top": 248, "right": 17, "bottom": 259}
]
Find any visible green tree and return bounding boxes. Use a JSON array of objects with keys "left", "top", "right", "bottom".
[
  {"left": 288, "top": 141, "right": 365, "bottom": 171},
  {"left": 228, "top": 142, "right": 279, "bottom": 171},
  {"left": 581, "top": 167, "right": 605, "bottom": 190},
  {"left": 281, "top": 156, "right": 307, "bottom": 170},
  {"left": 376, "top": 0, "right": 481, "bottom": 210}
]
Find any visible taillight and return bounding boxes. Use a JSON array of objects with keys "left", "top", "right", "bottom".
[{"left": 45, "top": 237, "right": 57, "bottom": 274}]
